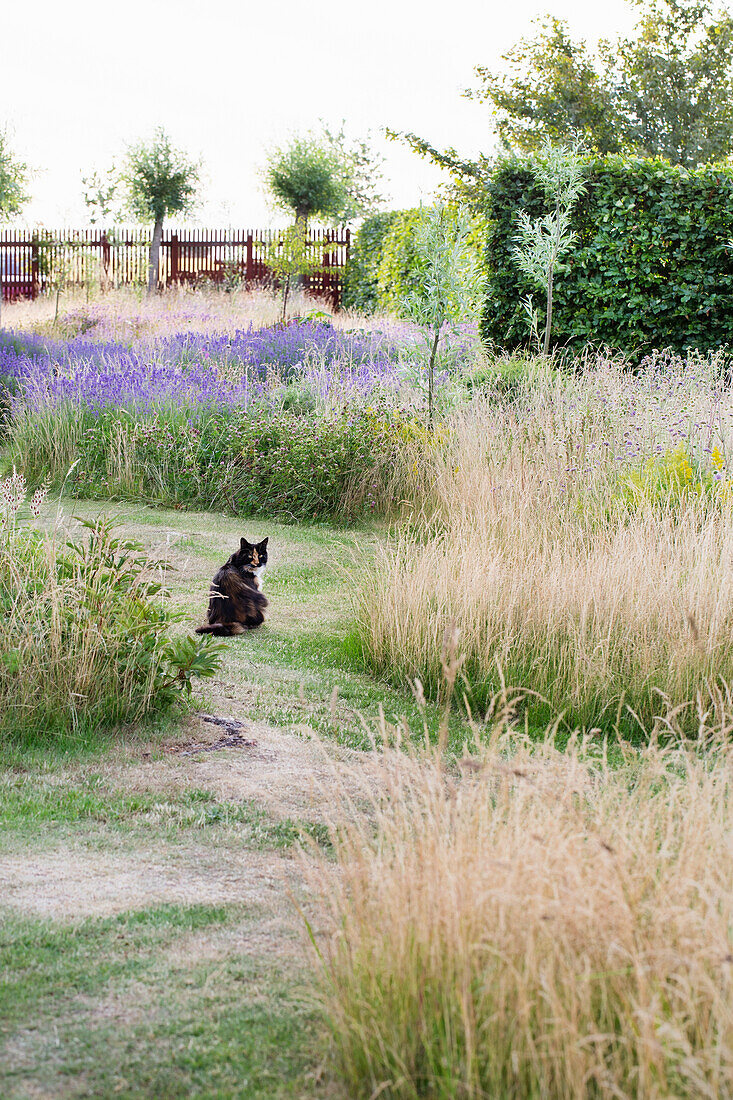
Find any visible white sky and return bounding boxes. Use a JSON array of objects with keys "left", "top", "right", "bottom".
[{"left": 7, "top": 0, "right": 637, "bottom": 227}]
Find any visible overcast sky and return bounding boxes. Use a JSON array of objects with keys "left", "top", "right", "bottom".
[{"left": 6, "top": 0, "right": 637, "bottom": 226}]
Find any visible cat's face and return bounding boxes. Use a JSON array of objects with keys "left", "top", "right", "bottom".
[{"left": 232, "top": 537, "right": 268, "bottom": 572}]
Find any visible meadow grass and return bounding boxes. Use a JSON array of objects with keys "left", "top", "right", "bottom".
[
  {"left": 353, "top": 358, "right": 733, "bottom": 739},
  {"left": 0, "top": 772, "right": 330, "bottom": 851},
  {"left": 310, "top": 715, "right": 733, "bottom": 1099}
]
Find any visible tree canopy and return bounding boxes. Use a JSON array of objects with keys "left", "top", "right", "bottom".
[
  {"left": 121, "top": 128, "right": 200, "bottom": 225},
  {"left": 0, "top": 130, "right": 28, "bottom": 218},
  {"left": 396, "top": 0, "right": 733, "bottom": 200},
  {"left": 469, "top": 0, "right": 733, "bottom": 165},
  {"left": 264, "top": 127, "right": 383, "bottom": 225},
  {"left": 467, "top": 17, "right": 621, "bottom": 155}
]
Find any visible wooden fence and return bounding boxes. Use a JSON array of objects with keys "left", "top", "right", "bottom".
[{"left": 0, "top": 227, "right": 351, "bottom": 308}]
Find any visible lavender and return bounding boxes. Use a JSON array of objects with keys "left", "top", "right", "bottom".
[{"left": 0, "top": 321, "right": 420, "bottom": 415}]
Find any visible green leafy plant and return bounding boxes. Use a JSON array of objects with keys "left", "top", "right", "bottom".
[
  {"left": 258, "top": 225, "right": 332, "bottom": 323},
  {"left": 264, "top": 127, "right": 383, "bottom": 229},
  {"left": 120, "top": 128, "right": 200, "bottom": 294},
  {"left": 513, "top": 141, "right": 587, "bottom": 355},
  {"left": 399, "top": 204, "right": 486, "bottom": 424},
  {"left": 483, "top": 155, "right": 733, "bottom": 358},
  {"left": 0, "top": 127, "right": 29, "bottom": 325},
  {"left": 0, "top": 472, "right": 223, "bottom": 739},
  {"left": 619, "top": 445, "right": 733, "bottom": 510},
  {"left": 341, "top": 211, "right": 400, "bottom": 313}
]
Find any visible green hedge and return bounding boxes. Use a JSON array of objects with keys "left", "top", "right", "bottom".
[
  {"left": 344, "top": 206, "right": 487, "bottom": 317},
  {"left": 375, "top": 209, "right": 424, "bottom": 314},
  {"left": 341, "top": 212, "right": 401, "bottom": 313},
  {"left": 482, "top": 156, "right": 733, "bottom": 357}
]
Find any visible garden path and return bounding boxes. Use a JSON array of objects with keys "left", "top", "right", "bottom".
[{"left": 0, "top": 500, "right": 395, "bottom": 1098}]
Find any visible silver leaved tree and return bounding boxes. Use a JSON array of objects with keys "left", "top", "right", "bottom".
[{"left": 513, "top": 141, "right": 587, "bottom": 356}]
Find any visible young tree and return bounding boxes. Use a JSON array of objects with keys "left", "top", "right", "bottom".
[
  {"left": 0, "top": 130, "right": 28, "bottom": 326},
  {"left": 513, "top": 142, "right": 587, "bottom": 356},
  {"left": 258, "top": 225, "right": 328, "bottom": 323},
  {"left": 120, "top": 129, "right": 200, "bottom": 294},
  {"left": 399, "top": 204, "right": 486, "bottom": 426}
]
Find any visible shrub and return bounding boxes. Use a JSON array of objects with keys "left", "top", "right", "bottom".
[
  {"left": 483, "top": 155, "right": 733, "bottom": 357},
  {"left": 0, "top": 471, "right": 222, "bottom": 738},
  {"left": 376, "top": 209, "right": 426, "bottom": 314},
  {"left": 24, "top": 405, "right": 417, "bottom": 522}
]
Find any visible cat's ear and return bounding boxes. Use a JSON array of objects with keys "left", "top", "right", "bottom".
[
  {"left": 258, "top": 537, "right": 269, "bottom": 551},
  {"left": 240, "top": 537, "right": 251, "bottom": 550}
]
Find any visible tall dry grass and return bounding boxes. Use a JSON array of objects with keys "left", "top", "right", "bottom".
[
  {"left": 354, "top": 358, "right": 733, "bottom": 737},
  {"left": 1, "top": 283, "right": 392, "bottom": 339},
  {"left": 310, "top": 715, "right": 733, "bottom": 1098}
]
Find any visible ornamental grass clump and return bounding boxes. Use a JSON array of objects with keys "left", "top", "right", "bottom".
[
  {"left": 310, "top": 718, "right": 733, "bottom": 1099},
  {"left": 353, "top": 355, "right": 733, "bottom": 738},
  {"left": 0, "top": 471, "right": 222, "bottom": 739}
]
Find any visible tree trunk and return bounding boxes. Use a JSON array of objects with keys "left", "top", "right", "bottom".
[
  {"left": 281, "top": 272, "right": 291, "bottom": 324},
  {"left": 147, "top": 218, "right": 164, "bottom": 295},
  {"left": 544, "top": 262, "right": 554, "bottom": 357},
  {"left": 428, "top": 325, "right": 441, "bottom": 427},
  {"left": 293, "top": 211, "right": 308, "bottom": 296},
  {"left": 0, "top": 272, "right": 3, "bottom": 329}
]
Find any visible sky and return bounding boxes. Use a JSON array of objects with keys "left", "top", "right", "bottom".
[{"left": 5, "top": 0, "right": 637, "bottom": 227}]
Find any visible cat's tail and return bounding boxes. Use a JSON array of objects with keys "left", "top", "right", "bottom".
[{"left": 195, "top": 622, "right": 240, "bottom": 637}]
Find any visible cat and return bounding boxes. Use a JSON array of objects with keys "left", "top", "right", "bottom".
[{"left": 195, "top": 537, "right": 269, "bottom": 636}]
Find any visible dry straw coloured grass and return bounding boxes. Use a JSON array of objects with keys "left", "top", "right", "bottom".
[
  {"left": 355, "top": 361, "right": 733, "bottom": 737},
  {"left": 310, "top": 720, "right": 733, "bottom": 1098}
]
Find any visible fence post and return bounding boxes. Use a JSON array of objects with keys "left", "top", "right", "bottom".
[
  {"left": 245, "top": 232, "right": 253, "bottom": 286},
  {"left": 31, "top": 234, "right": 40, "bottom": 299},
  {"left": 170, "top": 233, "right": 180, "bottom": 285},
  {"left": 101, "top": 231, "right": 111, "bottom": 290}
]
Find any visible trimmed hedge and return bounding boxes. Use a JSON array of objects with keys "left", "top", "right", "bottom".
[
  {"left": 344, "top": 206, "right": 487, "bottom": 317},
  {"left": 376, "top": 209, "right": 424, "bottom": 314},
  {"left": 482, "top": 156, "right": 733, "bottom": 357},
  {"left": 341, "top": 211, "right": 401, "bottom": 313}
]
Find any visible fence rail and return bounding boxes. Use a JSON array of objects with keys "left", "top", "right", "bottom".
[{"left": 0, "top": 227, "right": 351, "bottom": 308}]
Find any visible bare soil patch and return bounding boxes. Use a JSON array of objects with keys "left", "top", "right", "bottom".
[{"left": 0, "top": 845, "right": 299, "bottom": 921}]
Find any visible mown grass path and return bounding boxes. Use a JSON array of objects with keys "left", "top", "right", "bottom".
[{"left": 0, "top": 500, "right": 440, "bottom": 1099}]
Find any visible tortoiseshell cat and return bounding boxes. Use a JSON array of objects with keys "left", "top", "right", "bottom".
[{"left": 195, "top": 537, "right": 269, "bottom": 636}]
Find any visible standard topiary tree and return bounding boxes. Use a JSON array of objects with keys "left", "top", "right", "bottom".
[
  {"left": 0, "top": 129, "right": 28, "bottom": 325},
  {"left": 120, "top": 128, "right": 200, "bottom": 294},
  {"left": 264, "top": 127, "right": 383, "bottom": 228}
]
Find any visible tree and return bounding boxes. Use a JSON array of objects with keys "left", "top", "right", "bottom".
[
  {"left": 512, "top": 142, "right": 587, "bottom": 355},
  {"left": 468, "top": 0, "right": 733, "bottom": 165},
  {"left": 399, "top": 204, "right": 486, "bottom": 426},
  {"left": 264, "top": 127, "right": 383, "bottom": 227},
  {"left": 258, "top": 225, "right": 329, "bottom": 323},
  {"left": 120, "top": 129, "right": 200, "bottom": 294},
  {"left": 0, "top": 130, "right": 28, "bottom": 326},
  {"left": 612, "top": 0, "right": 733, "bottom": 165},
  {"left": 396, "top": 0, "right": 733, "bottom": 197},
  {"left": 467, "top": 17, "right": 621, "bottom": 155}
]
